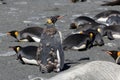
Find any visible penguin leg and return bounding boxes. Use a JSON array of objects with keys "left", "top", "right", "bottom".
[{"left": 107, "top": 31, "right": 114, "bottom": 40}]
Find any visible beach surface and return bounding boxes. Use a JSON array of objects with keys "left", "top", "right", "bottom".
[{"left": 0, "top": 0, "right": 120, "bottom": 80}]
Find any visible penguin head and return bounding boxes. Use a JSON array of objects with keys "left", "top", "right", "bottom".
[
  {"left": 46, "top": 15, "right": 63, "bottom": 24},
  {"left": 7, "top": 30, "right": 19, "bottom": 40},
  {"left": 84, "top": 29, "right": 104, "bottom": 46},
  {"left": 9, "top": 46, "right": 22, "bottom": 53},
  {"left": 106, "top": 51, "right": 120, "bottom": 60},
  {"left": 70, "top": 22, "right": 78, "bottom": 29},
  {"left": 9, "top": 46, "right": 23, "bottom": 60}
]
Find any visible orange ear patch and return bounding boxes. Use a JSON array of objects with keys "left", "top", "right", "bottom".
[
  {"left": 15, "top": 31, "right": 19, "bottom": 37},
  {"left": 117, "top": 52, "right": 120, "bottom": 57}
]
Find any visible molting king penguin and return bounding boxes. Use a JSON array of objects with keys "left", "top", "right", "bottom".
[
  {"left": 9, "top": 46, "right": 38, "bottom": 65},
  {"left": 70, "top": 16, "right": 101, "bottom": 29},
  {"left": 36, "top": 16, "right": 64, "bottom": 73},
  {"left": 7, "top": 27, "right": 43, "bottom": 42},
  {"left": 101, "top": 0, "right": 120, "bottom": 6},
  {"left": 103, "top": 50, "right": 120, "bottom": 64}
]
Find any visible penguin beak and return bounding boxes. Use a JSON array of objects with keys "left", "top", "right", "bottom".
[
  {"left": 6, "top": 32, "right": 11, "bottom": 35},
  {"left": 57, "top": 16, "right": 64, "bottom": 19},
  {"left": 105, "top": 51, "right": 112, "bottom": 55}
]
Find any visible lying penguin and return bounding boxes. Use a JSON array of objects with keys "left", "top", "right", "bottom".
[
  {"left": 7, "top": 27, "right": 43, "bottom": 42},
  {"left": 62, "top": 29, "right": 104, "bottom": 51},
  {"left": 36, "top": 18, "right": 64, "bottom": 73},
  {"left": 7, "top": 15, "right": 63, "bottom": 42},
  {"left": 94, "top": 10, "right": 120, "bottom": 24},
  {"left": 9, "top": 46, "right": 38, "bottom": 65},
  {"left": 106, "top": 15, "right": 120, "bottom": 26},
  {"left": 71, "top": 0, "right": 87, "bottom": 3},
  {"left": 100, "top": 25, "right": 120, "bottom": 39},
  {"left": 70, "top": 16, "right": 99, "bottom": 29},
  {"left": 101, "top": 0, "right": 120, "bottom": 6}
]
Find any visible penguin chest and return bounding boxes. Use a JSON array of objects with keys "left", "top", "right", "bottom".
[
  {"left": 21, "top": 57, "right": 38, "bottom": 65},
  {"left": 96, "top": 17, "right": 108, "bottom": 22},
  {"left": 112, "top": 33, "right": 120, "bottom": 39},
  {"left": 38, "top": 33, "right": 64, "bottom": 72}
]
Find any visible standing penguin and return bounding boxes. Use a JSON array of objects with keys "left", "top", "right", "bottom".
[
  {"left": 9, "top": 46, "right": 38, "bottom": 65},
  {"left": 36, "top": 16, "right": 64, "bottom": 73}
]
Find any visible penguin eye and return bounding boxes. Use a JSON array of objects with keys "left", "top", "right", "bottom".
[
  {"left": 16, "top": 47, "right": 20, "bottom": 52},
  {"left": 89, "top": 33, "right": 93, "bottom": 38},
  {"left": 47, "top": 18, "right": 52, "bottom": 24},
  {"left": 15, "top": 31, "right": 19, "bottom": 37}
]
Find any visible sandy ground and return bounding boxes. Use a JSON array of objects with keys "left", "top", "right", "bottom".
[{"left": 0, "top": 0, "right": 120, "bottom": 80}]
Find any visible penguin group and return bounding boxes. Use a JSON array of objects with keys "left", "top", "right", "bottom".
[
  {"left": 5, "top": 0, "right": 120, "bottom": 73},
  {"left": 8, "top": 15, "right": 64, "bottom": 73},
  {"left": 68, "top": 9, "right": 120, "bottom": 64}
]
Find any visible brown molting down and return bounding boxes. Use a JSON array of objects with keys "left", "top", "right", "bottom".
[
  {"left": 101, "top": 0, "right": 120, "bottom": 6},
  {"left": 43, "top": 28, "right": 57, "bottom": 35},
  {"left": 39, "top": 59, "right": 59, "bottom": 73}
]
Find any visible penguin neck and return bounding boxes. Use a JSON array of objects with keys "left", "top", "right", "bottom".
[{"left": 45, "top": 23, "right": 55, "bottom": 28}]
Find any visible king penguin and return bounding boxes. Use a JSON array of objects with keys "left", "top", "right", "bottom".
[
  {"left": 71, "top": 0, "right": 87, "bottom": 3},
  {"left": 103, "top": 50, "right": 120, "bottom": 64},
  {"left": 62, "top": 29, "right": 104, "bottom": 51},
  {"left": 7, "top": 15, "right": 63, "bottom": 42},
  {"left": 70, "top": 16, "right": 101, "bottom": 29},
  {"left": 101, "top": 0, "right": 120, "bottom": 6},
  {"left": 9, "top": 46, "right": 38, "bottom": 65},
  {"left": 101, "top": 25, "right": 120, "bottom": 39},
  {"left": 94, "top": 10, "right": 120, "bottom": 23},
  {"left": 7, "top": 27, "right": 43, "bottom": 42},
  {"left": 106, "top": 15, "right": 120, "bottom": 26},
  {"left": 36, "top": 16, "right": 64, "bottom": 73}
]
